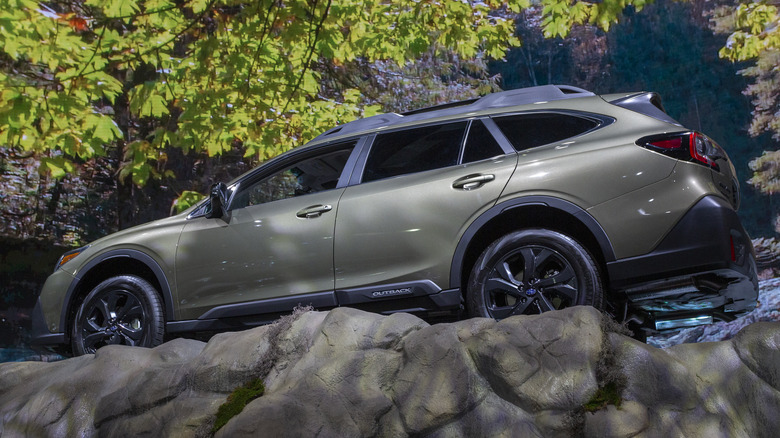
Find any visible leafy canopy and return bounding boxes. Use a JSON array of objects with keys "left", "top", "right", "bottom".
[
  {"left": 712, "top": 1, "right": 780, "bottom": 200},
  {"left": 0, "top": 0, "right": 649, "bottom": 186}
]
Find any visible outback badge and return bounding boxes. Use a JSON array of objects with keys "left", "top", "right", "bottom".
[{"left": 371, "top": 287, "right": 413, "bottom": 298}]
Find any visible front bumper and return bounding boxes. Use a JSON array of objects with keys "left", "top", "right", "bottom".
[
  {"left": 28, "top": 267, "right": 76, "bottom": 346},
  {"left": 607, "top": 195, "right": 758, "bottom": 314},
  {"left": 29, "top": 297, "right": 66, "bottom": 345}
]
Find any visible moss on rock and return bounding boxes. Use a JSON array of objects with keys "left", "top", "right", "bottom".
[{"left": 212, "top": 378, "right": 265, "bottom": 433}]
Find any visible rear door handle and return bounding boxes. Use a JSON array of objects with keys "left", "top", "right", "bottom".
[
  {"left": 452, "top": 174, "right": 495, "bottom": 190},
  {"left": 296, "top": 204, "right": 333, "bottom": 219}
]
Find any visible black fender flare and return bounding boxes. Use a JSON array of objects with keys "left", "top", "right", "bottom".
[
  {"left": 449, "top": 196, "right": 616, "bottom": 288},
  {"left": 58, "top": 249, "right": 175, "bottom": 334}
]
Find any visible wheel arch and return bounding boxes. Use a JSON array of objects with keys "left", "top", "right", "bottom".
[
  {"left": 59, "top": 249, "right": 175, "bottom": 337},
  {"left": 450, "top": 196, "right": 616, "bottom": 296}
]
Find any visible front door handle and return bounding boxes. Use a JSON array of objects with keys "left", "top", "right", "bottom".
[
  {"left": 296, "top": 204, "right": 333, "bottom": 219},
  {"left": 452, "top": 174, "right": 495, "bottom": 190}
]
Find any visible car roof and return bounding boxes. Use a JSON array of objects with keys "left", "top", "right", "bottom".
[{"left": 309, "top": 84, "right": 596, "bottom": 144}]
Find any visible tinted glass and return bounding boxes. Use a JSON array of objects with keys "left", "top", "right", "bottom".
[
  {"left": 363, "top": 122, "right": 466, "bottom": 182},
  {"left": 493, "top": 113, "right": 599, "bottom": 151},
  {"left": 462, "top": 120, "right": 505, "bottom": 163},
  {"left": 232, "top": 146, "right": 354, "bottom": 209}
]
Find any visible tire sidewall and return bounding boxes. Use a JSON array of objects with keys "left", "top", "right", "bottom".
[
  {"left": 467, "top": 229, "right": 603, "bottom": 319},
  {"left": 71, "top": 275, "right": 164, "bottom": 356}
]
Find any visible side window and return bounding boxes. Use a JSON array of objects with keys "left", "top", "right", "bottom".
[
  {"left": 462, "top": 120, "right": 506, "bottom": 164},
  {"left": 363, "top": 122, "right": 467, "bottom": 183},
  {"left": 232, "top": 145, "right": 355, "bottom": 209},
  {"left": 492, "top": 113, "right": 599, "bottom": 151}
]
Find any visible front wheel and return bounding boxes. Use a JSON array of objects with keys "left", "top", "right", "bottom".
[
  {"left": 71, "top": 275, "right": 164, "bottom": 356},
  {"left": 467, "top": 229, "right": 604, "bottom": 319}
]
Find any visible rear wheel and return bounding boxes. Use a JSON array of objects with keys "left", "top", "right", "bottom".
[
  {"left": 71, "top": 275, "right": 164, "bottom": 356},
  {"left": 467, "top": 229, "right": 604, "bottom": 319}
]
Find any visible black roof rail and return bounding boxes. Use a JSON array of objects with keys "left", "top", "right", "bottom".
[{"left": 401, "top": 98, "right": 480, "bottom": 116}]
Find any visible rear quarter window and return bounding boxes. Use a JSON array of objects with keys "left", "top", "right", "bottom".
[
  {"left": 462, "top": 120, "right": 506, "bottom": 164},
  {"left": 492, "top": 113, "right": 599, "bottom": 151}
]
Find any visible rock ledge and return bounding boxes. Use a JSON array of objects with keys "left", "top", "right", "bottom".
[{"left": 1, "top": 306, "right": 779, "bottom": 437}]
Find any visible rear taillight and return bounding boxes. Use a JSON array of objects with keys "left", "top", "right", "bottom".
[{"left": 637, "top": 131, "right": 723, "bottom": 172}]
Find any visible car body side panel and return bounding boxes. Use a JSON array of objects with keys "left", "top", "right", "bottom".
[
  {"left": 498, "top": 140, "right": 676, "bottom": 205},
  {"left": 587, "top": 161, "right": 725, "bottom": 259},
  {"left": 495, "top": 144, "right": 676, "bottom": 256},
  {"left": 334, "top": 155, "right": 517, "bottom": 291},
  {"left": 175, "top": 189, "right": 343, "bottom": 320}
]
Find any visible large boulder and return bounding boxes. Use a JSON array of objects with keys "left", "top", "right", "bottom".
[{"left": 1, "top": 305, "right": 779, "bottom": 437}]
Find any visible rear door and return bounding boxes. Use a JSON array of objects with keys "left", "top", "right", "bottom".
[{"left": 334, "top": 119, "right": 517, "bottom": 293}]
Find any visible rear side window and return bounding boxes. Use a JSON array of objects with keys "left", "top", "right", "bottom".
[
  {"left": 493, "top": 113, "right": 599, "bottom": 151},
  {"left": 363, "top": 122, "right": 466, "bottom": 182}
]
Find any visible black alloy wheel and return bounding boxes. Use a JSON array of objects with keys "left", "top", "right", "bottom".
[
  {"left": 468, "top": 229, "right": 604, "bottom": 319},
  {"left": 71, "top": 275, "right": 164, "bottom": 355}
]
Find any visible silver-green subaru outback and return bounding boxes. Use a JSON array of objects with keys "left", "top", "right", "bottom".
[{"left": 31, "top": 85, "right": 758, "bottom": 355}]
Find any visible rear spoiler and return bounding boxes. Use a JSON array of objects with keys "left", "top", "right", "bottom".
[{"left": 605, "top": 92, "right": 682, "bottom": 127}]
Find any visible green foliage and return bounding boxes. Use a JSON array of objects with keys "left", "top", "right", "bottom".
[
  {"left": 581, "top": 317, "right": 629, "bottom": 414},
  {"left": 716, "top": 2, "right": 779, "bottom": 63},
  {"left": 749, "top": 150, "right": 780, "bottom": 195},
  {"left": 0, "top": 0, "right": 646, "bottom": 189},
  {"left": 171, "top": 190, "right": 205, "bottom": 215},
  {"left": 713, "top": 2, "right": 780, "bottom": 142},
  {"left": 540, "top": 0, "right": 649, "bottom": 38},
  {"left": 0, "top": 0, "right": 544, "bottom": 184},
  {"left": 40, "top": 157, "right": 76, "bottom": 179},
  {"left": 212, "top": 378, "right": 265, "bottom": 433},
  {"left": 712, "top": 1, "right": 780, "bottom": 236},
  {"left": 583, "top": 381, "right": 622, "bottom": 412}
]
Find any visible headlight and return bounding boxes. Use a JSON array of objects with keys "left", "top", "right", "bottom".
[{"left": 55, "top": 246, "right": 89, "bottom": 272}]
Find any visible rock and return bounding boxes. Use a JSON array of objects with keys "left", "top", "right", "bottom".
[
  {"left": 1, "top": 305, "right": 780, "bottom": 437},
  {"left": 0, "top": 337, "right": 207, "bottom": 437},
  {"left": 583, "top": 401, "right": 648, "bottom": 438}
]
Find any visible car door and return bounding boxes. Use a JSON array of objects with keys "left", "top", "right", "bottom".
[
  {"left": 175, "top": 142, "right": 357, "bottom": 320},
  {"left": 334, "top": 119, "right": 517, "bottom": 294}
]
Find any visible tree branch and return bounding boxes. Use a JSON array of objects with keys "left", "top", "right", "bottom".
[{"left": 280, "top": 0, "right": 332, "bottom": 115}]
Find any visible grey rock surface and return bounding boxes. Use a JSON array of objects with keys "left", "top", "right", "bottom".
[{"left": 1, "top": 305, "right": 779, "bottom": 437}]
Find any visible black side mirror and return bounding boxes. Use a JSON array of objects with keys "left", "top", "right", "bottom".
[{"left": 206, "top": 182, "right": 229, "bottom": 219}]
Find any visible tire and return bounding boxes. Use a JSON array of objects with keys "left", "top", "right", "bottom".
[
  {"left": 71, "top": 275, "right": 164, "bottom": 356},
  {"left": 467, "top": 229, "right": 604, "bottom": 319}
]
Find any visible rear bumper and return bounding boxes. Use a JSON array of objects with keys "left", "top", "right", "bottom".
[{"left": 607, "top": 195, "right": 758, "bottom": 314}]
